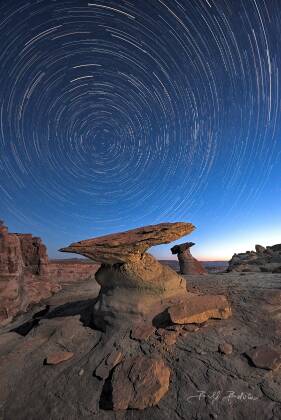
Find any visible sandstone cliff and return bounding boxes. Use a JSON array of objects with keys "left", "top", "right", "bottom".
[
  {"left": 0, "top": 221, "right": 61, "bottom": 324},
  {"left": 0, "top": 221, "right": 99, "bottom": 325}
]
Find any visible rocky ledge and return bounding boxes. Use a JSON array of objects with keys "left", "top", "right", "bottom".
[
  {"left": 1, "top": 222, "right": 280, "bottom": 419},
  {"left": 228, "top": 243, "right": 281, "bottom": 273},
  {"left": 0, "top": 221, "right": 99, "bottom": 325},
  {"left": 0, "top": 220, "right": 60, "bottom": 325}
]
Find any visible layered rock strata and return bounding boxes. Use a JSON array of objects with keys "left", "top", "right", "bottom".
[
  {"left": 0, "top": 221, "right": 101, "bottom": 325},
  {"left": 60, "top": 223, "right": 231, "bottom": 332},
  {"left": 228, "top": 243, "right": 281, "bottom": 273},
  {"left": 0, "top": 221, "right": 60, "bottom": 324}
]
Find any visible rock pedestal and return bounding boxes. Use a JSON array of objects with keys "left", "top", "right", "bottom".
[
  {"left": 60, "top": 223, "right": 230, "bottom": 331},
  {"left": 60, "top": 223, "right": 194, "bottom": 329},
  {"left": 171, "top": 242, "right": 207, "bottom": 275}
]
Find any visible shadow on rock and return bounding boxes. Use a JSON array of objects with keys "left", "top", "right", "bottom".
[{"left": 11, "top": 297, "right": 99, "bottom": 336}]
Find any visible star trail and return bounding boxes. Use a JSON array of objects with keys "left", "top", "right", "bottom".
[{"left": 0, "top": 0, "right": 281, "bottom": 259}]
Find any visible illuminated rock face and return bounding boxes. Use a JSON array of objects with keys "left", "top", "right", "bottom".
[
  {"left": 171, "top": 242, "right": 208, "bottom": 275},
  {"left": 0, "top": 221, "right": 60, "bottom": 324},
  {"left": 60, "top": 223, "right": 230, "bottom": 331},
  {"left": 0, "top": 221, "right": 101, "bottom": 325},
  {"left": 60, "top": 222, "right": 196, "bottom": 264},
  {"left": 167, "top": 294, "right": 231, "bottom": 324},
  {"left": 60, "top": 222, "right": 195, "bottom": 329}
]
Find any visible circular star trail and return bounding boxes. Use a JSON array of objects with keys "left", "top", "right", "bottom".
[{"left": 0, "top": 0, "right": 280, "bottom": 238}]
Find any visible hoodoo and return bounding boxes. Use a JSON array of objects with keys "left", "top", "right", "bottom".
[
  {"left": 60, "top": 223, "right": 230, "bottom": 330},
  {"left": 171, "top": 242, "right": 207, "bottom": 275}
]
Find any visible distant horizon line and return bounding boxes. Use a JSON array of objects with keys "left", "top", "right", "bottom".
[{"left": 49, "top": 256, "right": 229, "bottom": 262}]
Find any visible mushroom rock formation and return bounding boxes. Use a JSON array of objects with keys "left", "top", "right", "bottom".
[
  {"left": 60, "top": 222, "right": 194, "bottom": 329},
  {"left": 60, "top": 223, "right": 231, "bottom": 331},
  {"left": 171, "top": 242, "right": 207, "bottom": 275}
]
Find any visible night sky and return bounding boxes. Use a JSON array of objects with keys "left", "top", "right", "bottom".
[{"left": 1, "top": 0, "right": 281, "bottom": 260}]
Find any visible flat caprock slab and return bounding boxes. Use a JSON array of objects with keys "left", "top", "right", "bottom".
[{"left": 60, "top": 222, "right": 195, "bottom": 264}]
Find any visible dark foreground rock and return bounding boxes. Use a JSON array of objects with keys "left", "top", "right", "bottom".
[
  {"left": 110, "top": 356, "right": 170, "bottom": 410},
  {"left": 246, "top": 345, "right": 281, "bottom": 371},
  {"left": 0, "top": 272, "right": 280, "bottom": 419}
]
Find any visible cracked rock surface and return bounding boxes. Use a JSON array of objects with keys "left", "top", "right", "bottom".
[{"left": 0, "top": 272, "right": 280, "bottom": 419}]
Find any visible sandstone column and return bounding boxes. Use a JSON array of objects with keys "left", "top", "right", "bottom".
[{"left": 171, "top": 242, "right": 207, "bottom": 275}]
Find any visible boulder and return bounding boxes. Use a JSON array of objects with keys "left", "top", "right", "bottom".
[
  {"left": 218, "top": 342, "right": 233, "bottom": 355},
  {"left": 171, "top": 242, "right": 207, "bottom": 275},
  {"left": 110, "top": 356, "right": 170, "bottom": 410},
  {"left": 131, "top": 325, "right": 155, "bottom": 341},
  {"left": 60, "top": 222, "right": 194, "bottom": 265},
  {"left": 246, "top": 345, "right": 281, "bottom": 371},
  {"left": 255, "top": 244, "right": 266, "bottom": 254},
  {"left": 167, "top": 294, "right": 231, "bottom": 324}
]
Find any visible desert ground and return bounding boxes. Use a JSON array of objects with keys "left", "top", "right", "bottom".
[{"left": 0, "top": 270, "right": 280, "bottom": 420}]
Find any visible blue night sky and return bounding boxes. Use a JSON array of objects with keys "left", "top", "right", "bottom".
[{"left": 0, "top": 0, "right": 281, "bottom": 260}]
